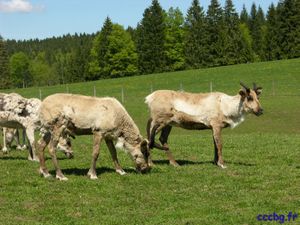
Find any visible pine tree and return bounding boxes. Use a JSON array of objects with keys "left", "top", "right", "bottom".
[
  {"left": 88, "top": 17, "right": 113, "bottom": 79},
  {"left": 223, "top": 0, "right": 245, "bottom": 64},
  {"left": 136, "top": 0, "right": 166, "bottom": 74},
  {"left": 165, "top": 7, "right": 185, "bottom": 71},
  {"left": 206, "top": 0, "right": 226, "bottom": 66},
  {"left": 240, "top": 5, "right": 249, "bottom": 25},
  {"left": 249, "top": 3, "right": 266, "bottom": 61},
  {"left": 277, "top": 0, "right": 300, "bottom": 59},
  {"left": 265, "top": 3, "right": 280, "bottom": 60},
  {"left": 0, "top": 36, "right": 10, "bottom": 89},
  {"left": 184, "top": 0, "right": 208, "bottom": 69}
]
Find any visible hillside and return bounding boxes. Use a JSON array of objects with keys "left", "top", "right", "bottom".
[
  {"left": 8, "top": 58, "right": 300, "bottom": 135},
  {"left": 0, "top": 58, "right": 299, "bottom": 224}
]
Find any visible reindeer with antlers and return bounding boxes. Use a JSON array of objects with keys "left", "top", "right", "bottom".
[{"left": 145, "top": 82, "right": 263, "bottom": 168}]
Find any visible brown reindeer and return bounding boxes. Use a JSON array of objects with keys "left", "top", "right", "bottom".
[{"left": 145, "top": 82, "right": 263, "bottom": 168}]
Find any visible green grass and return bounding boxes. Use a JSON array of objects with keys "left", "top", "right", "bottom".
[{"left": 1, "top": 59, "right": 300, "bottom": 224}]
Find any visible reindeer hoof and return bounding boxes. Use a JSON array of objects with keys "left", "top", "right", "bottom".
[
  {"left": 2, "top": 147, "right": 8, "bottom": 154},
  {"left": 217, "top": 162, "right": 227, "bottom": 169},
  {"left": 28, "top": 155, "right": 40, "bottom": 162},
  {"left": 87, "top": 170, "right": 98, "bottom": 180},
  {"left": 56, "top": 174, "right": 68, "bottom": 181},
  {"left": 87, "top": 173, "right": 98, "bottom": 180},
  {"left": 39, "top": 168, "right": 52, "bottom": 178},
  {"left": 170, "top": 161, "right": 180, "bottom": 167},
  {"left": 116, "top": 169, "right": 126, "bottom": 176}
]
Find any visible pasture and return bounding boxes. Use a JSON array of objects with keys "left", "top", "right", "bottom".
[{"left": 0, "top": 58, "right": 300, "bottom": 224}]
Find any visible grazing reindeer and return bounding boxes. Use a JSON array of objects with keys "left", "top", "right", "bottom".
[
  {"left": 145, "top": 82, "right": 263, "bottom": 168},
  {"left": 37, "top": 94, "right": 150, "bottom": 181}
]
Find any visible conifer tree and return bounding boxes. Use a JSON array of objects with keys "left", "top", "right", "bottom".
[
  {"left": 240, "top": 5, "right": 249, "bottom": 25},
  {"left": 0, "top": 36, "right": 10, "bottom": 89},
  {"left": 249, "top": 3, "right": 266, "bottom": 61},
  {"left": 265, "top": 3, "right": 280, "bottom": 60},
  {"left": 277, "top": 0, "right": 300, "bottom": 58},
  {"left": 184, "top": 0, "right": 208, "bottom": 69},
  {"left": 136, "top": 0, "right": 166, "bottom": 74},
  {"left": 223, "top": 0, "right": 244, "bottom": 64},
  {"left": 206, "top": 0, "right": 226, "bottom": 66},
  {"left": 88, "top": 17, "right": 113, "bottom": 79}
]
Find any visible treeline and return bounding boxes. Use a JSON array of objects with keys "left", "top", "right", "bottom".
[{"left": 1, "top": 0, "right": 300, "bottom": 89}]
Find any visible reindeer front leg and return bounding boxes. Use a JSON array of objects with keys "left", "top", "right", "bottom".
[
  {"left": 49, "top": 125, "right": 68, "bottom": 181},
  {"left": 37, "top": 132, "right": 51, "bottom": 178},
  {"left": 2, "top": 127, "right": 8, "bottom": 153},
  {"left": 87, "top": 132, "right": 102, "bottom": 180},
  {"left": 212, "top": 126, "right": 226, "bottom": 169},
  {"left": 25, "top": 127, "right": 39, "bottom": 161},
  {"left": 105, "top": 139, "right": 126, "bottom": 175}
]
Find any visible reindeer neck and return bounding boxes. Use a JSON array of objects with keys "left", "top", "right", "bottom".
[
  {"left": 221, "top": 94, "right": 246, "bottom": 128},
  {"left": 118, "top": 114, "right": 142, "bottom": 145}
]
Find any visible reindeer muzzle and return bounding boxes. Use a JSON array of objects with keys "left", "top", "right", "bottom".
[{"left": 254, "top": 108, "right": 264, "bottom": 116}]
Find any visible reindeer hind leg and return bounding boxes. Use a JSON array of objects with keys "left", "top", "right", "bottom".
[{"left": 159, "top": 126, "right": 179, "bottom": 167}]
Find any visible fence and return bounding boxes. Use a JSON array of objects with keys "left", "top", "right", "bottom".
[{"left": 36, "top": 80, "right": 300, "bottom": 102}]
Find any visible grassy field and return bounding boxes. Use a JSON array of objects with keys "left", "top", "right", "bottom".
[{"left": 0, "top": 59, "right": 300, "bottom": 224}]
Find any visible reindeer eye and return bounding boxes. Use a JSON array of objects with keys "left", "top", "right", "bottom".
[{"left": 247, "top": 96, "right": 253, "bottom": 101}]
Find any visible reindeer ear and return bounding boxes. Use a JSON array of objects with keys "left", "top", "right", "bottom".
[
  {"left": 256, "top": 87, "right": 263, "bottom": 96},
  {"left": 140, "top": 139, "right": 149, "bottom": 150},
  {"left": 239, "top": 89, "right": 247, "bottom": 99}
]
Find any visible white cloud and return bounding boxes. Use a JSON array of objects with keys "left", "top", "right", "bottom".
[{"left": 0, "top": 0, "right": 44, "bottom": 13}]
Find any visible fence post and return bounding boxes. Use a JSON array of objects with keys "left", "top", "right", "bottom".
[
  {"left": 66, "top": 84, "right": 69, "bottom": 93},
  {"left": 150, "top": 84, "right": 153, "bottom": 93},
  {"left": 93, "top": 85, "right": 96, "bottom": 97},
  {"left": 272, "top": 80, "right": 275, "bottom": 96},
  {"left": 180, "top": 83, "right": 183, "bottom": 91},
  {"left": 39, "top": 89, "right": 42, "bottom": 100},
  {"left": 210, "top": 81, "right": 213, "bottom": 92},
  {"left": 121, "top": 87, "right": 124, "bottom": 103}
]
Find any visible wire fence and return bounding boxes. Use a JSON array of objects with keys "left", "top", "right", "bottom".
[{"left": 35, "top": 80, "right": 300, "bottom": 103}]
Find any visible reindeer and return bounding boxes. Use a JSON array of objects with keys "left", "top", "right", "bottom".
[
  {"left": 145, "top": 82, "right": 263, "bottom": 168},
  {"left": 37, "top": 93, "right": 151, "bottom": 181}
]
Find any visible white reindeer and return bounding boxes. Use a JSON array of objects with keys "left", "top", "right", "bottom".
[
  {"left": 0, "top": 93, "right": 73, "bottom": 160},
  {"left": 37, "top": 93, "right": 150, "bottom": 181},
  {"left": 145, "top": 82, "right": 263, "bottom": 168},
  {"left": 1, "top": 128, "right": 26, "bottom": 152}
]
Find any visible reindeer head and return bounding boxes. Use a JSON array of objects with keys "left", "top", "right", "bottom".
[
  {"left": 239, "top": 82, "right": 263, "bottom": 116},
  {"left": 131, "top": 139, "right": 151, "bottom": 174}
]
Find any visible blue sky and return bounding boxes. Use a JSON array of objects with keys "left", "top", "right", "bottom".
[{"left": 0, "top": 0, "right": 279, "bottom": 40}]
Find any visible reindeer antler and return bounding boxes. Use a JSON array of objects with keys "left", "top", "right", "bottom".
[
  {"left": 253, "top": 82, "right": 262, "bottom": 94},
  {"left": 240, "top": 81, "right": 250, "bottom": 93}
]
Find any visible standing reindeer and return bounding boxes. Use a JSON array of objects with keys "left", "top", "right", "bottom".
[{"left": 145, "top": 82, "right": 263, "bottom": 168}]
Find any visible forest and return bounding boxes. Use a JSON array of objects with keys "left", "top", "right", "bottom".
[{"left": 0, "top": 0, "right": 299, "bottom": 89}]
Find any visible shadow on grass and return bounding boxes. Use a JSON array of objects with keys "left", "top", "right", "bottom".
[
  {"left": 152, "top": 159, "right": 212, "bottom": 166},
  {"left": 55, "top": 166, "right": 136, "bottom": 177},
  {"left": 0, "top": 155, "right": 71, "bottom": 161},
  {"left": 225, "top": 161, "right": 256, "bottom": 167},
  {"left": 0, "top": 155, "right": 28, "bottom": 160},
  {"left": 152, "top": 159, "right": 256, "bottom": 167}
]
